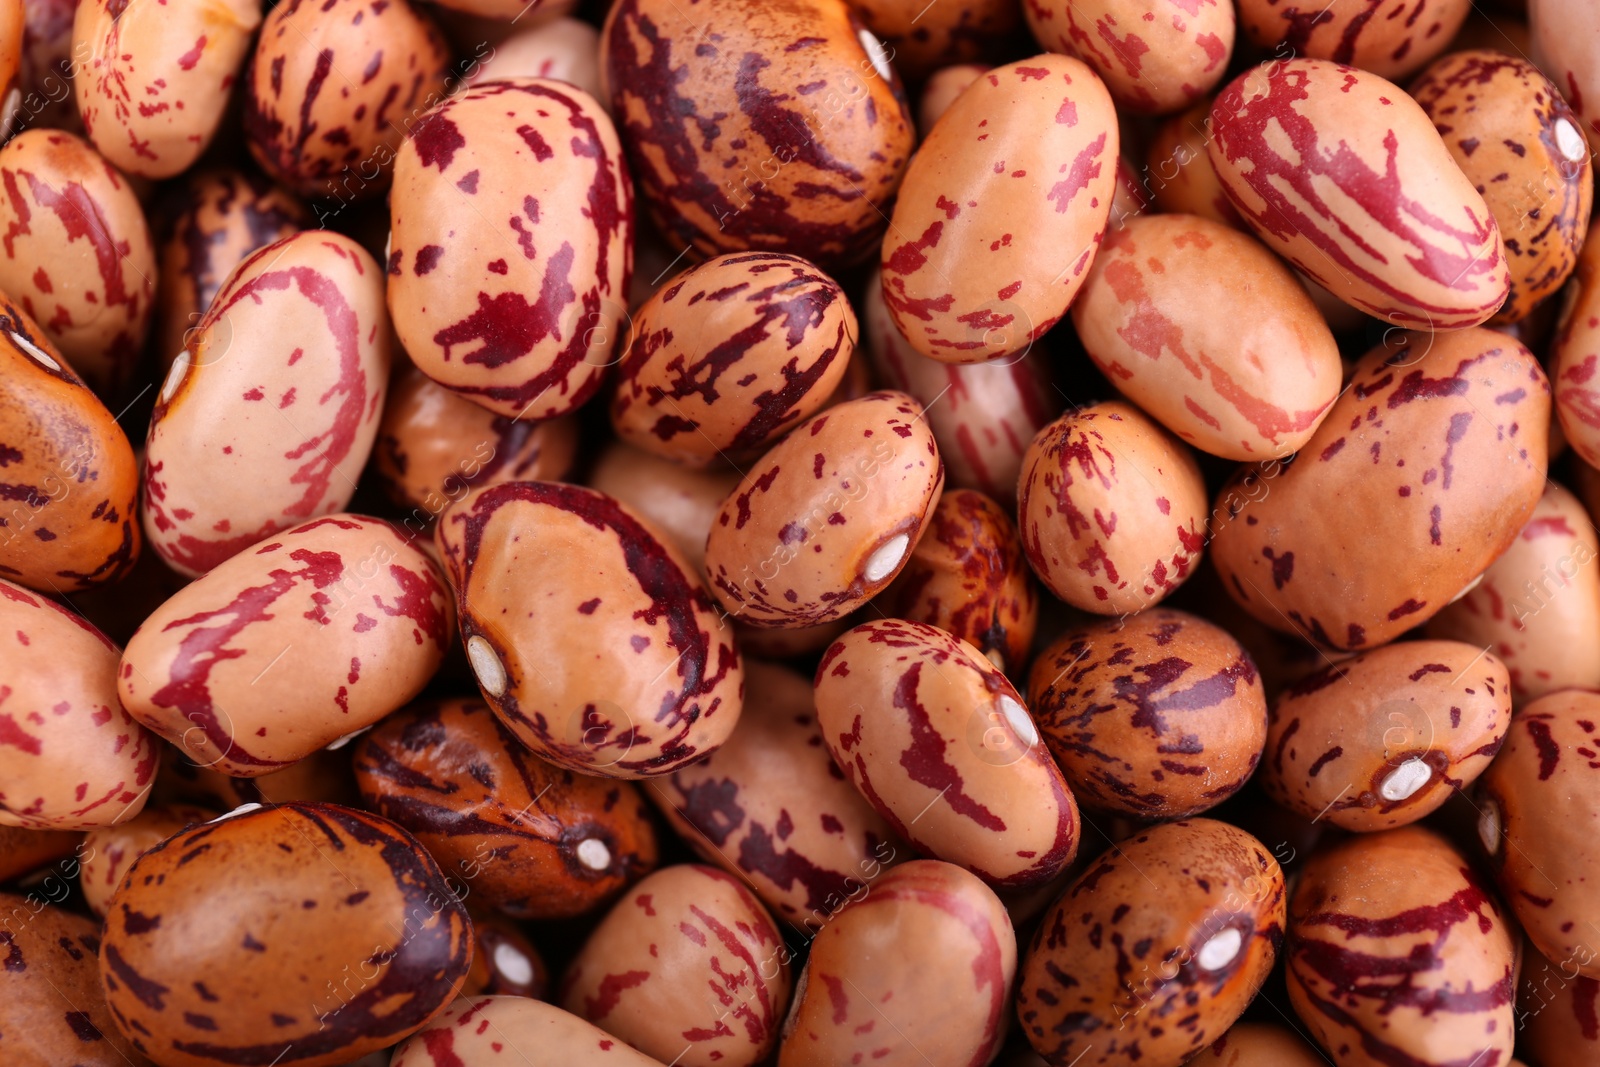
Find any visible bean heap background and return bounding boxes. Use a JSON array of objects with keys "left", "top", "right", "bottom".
[{"left": 0, "top": 0, "right": 1597, "bottom": 1065}]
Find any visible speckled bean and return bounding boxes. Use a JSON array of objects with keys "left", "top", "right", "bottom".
[
  {"left": 392, "top": 997, "right": 666, "bottom": 1067},
  {"left": 78, "top": 803, "right": 216, "bottom": 917},
  {"left": 1236, "top": 0, "right": 1469, "bottom": 81},
  {"left": 468, "top": 17, "right": 603, "bottom": 103},
  {"left": 852, "top": 0, "right": 1019, "bottom": 81}
]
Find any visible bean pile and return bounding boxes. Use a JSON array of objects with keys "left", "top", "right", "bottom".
[{"left": 0, "top": 1, "right": 1597, "bottom": 1066}]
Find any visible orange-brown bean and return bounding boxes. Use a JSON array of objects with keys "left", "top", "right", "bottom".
[
  {"left": 1237, "top": 0, "right": 1470, "bottom": 81},
  {"left": 79, "top": 803, "right": 216, "bottom": 917},
  {"left": 852, "top": 0, "right": 1019, "bottom": 81},
  {"left": 1518, "top": 943, "right": 1600, "bottom": 1067},
  {"left": 1188, "top": 1023, "right": 1328, "bottom": 1067}
]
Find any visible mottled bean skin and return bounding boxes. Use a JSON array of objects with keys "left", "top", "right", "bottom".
[
  {"left": 704, "top": 391, "right": 943, "bottom": 628},
  {"left": 1237, "top": 0, "right": 1469, "bottom": 81},
  {"left": 1028, "top": 609, "right": 1266, "bottom": 820},
  {"left": 561, "top": 864, "right": 791, "bottom": 1067},
  {"left": 0, "top": 894, "right": 151, "bottom": 1067},
  {"left": 155, "top": 168, "right": 309, "bottom": 366},
  {"left": 1018, "top": 400, "right": 1207, "bottom": 614},
  {"left": 778, "top": 860, "right": 1015, "bottom": 1067},
  {"left": 374, "top": 364, "right": 579, "bottom": 518},
  {"left": 436, "top": 481, "right": 743, "bottom": 779},
  {"left": 1017, "top": 820, "right": 1285, "bottom": 1067},
  {"left": 1023, "top": 0, "right": 1235, "bottom": 115},
  {"left": 1211, "top": 328, "right": 1550, "bottom": 651},
  {"left": 1549, "top": 222, "right": 1600, "bottom": 469},
  {"left": 244, "top": 0, "right": 450, "bottom": 201},
  {"left": 879, "top": 488, "right": 1037, "bottom": 673},
  {"left": 1209, "top": 59, "right": 1508, "bottom": 329},
  {"left": 1476, "top": 689, "right": 1600, "bottom": 979},
  {"left": 120, "top": 515, "right": 454, "bottom": 777},
  {"left": 1518, "top": 944, "right": 1600, "bottom": 1067},
  {"left": 1530, "top": 0, "right": 1600, "bottom": 147},
  {"left": 1073, "top": 213, "right": 1341, "bottom": 459},
  {"left": 852, "top": 0, "right": 1020, "bottom": 81},
  {"left": 1263, "top": 640, "right": 1510, "bottom": 831},
  {"left": 1287, "top": 826, "right": 1516, "bottom": 1067},
  {"left": 1189, "top": 1023, "right": 1328, "bottom": 1067},
  {"left": 1426, "top": 482, "right": 1600, "bottom": 704},
  {"left": 79, "top": 804, "right": 216, "bottom": 917},
  {"left": 602, "top": 0, "right": 912, "bottom": 267},
  {"left": 864, "top": 265, "right": 1061, "bottom": 507},
  {"left": 143, "top": 231, "right": 390, "bottom": 577},
  {"left": 611, "top": 252, "right": 855, "bottom": 466},
  {"left": 393, "top": 997, "right": 667, "bottom": 1067},
  {"left": 1412, "top": 49, "right": 1592, "bottom": 324},
  {"left": 387, "top": 78, "right": 632, "bottom": 421},
  {"left": 648, "top": 660, "right": 903, "bottom": 924},
  {"left": 585, "top": 439, "right": 741, "bottom": 577},
  {"left": 882, "top": 55, "right": 1118, "bottom": 363},
  {"left": 98, "top": 803, "right": 473, "bottom": 1067},
  {"left": 354, "top": 698, "right": 659, "bottom": 919},
  {"left": 0, "top": 295, "right": 139, "bottom": 591},
  {"left": 73, "top": 0, "right": 260, "bottom": 178},
  {"left": 816, "top": 619, "right": 1079, "bottom": 887},
  {"left": 153, "top": 744, "right": 359, "bottom": 811},
  {"left": 0, "top": 128, "right": 153, "bottom": 397},
  {"left": 0, "top": 579, "right": 155, "bottom": 829}
]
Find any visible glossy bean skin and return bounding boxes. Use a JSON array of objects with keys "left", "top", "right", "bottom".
[
  {"left": 864, "top": 264, "right": 1061, "bottom": 507},
  {"left": 1411, "top": 49, "right": 1592, "bottom": 324},
  {"left": 1072, "top": 213, "right": 1341, "bottom": 460},
  {"left": 1262, "top": 640, "right": 1510, "bottom": 832},
  {"left": 779, "top": 859, "right": 1015, "bottom": 1067},
  {"left": 392, "top": 997, "right": 667, "bottom": 1067},
  {"left": 461, "top": 914, "right": 547, "bottom": 1000},
  {"left": 79, "top": 804, "right": 216, "bottom": 917},
  {"left": 1518, "top": 944, "right": 1600, "bottom": 1067},
  {"left": 1023, "top": 0, "right": 1235, "bottom": 115},
  {"left": 373, "top": 363, "right": 579, "bottom": 520},
  {"left": 1188, "top": 1023, "right": 1328, "bottom": 1067},
  {"left": 0, "top": 129, "right": 154, "bottom": 396},
  {"left": 815, "top": 619, "right": 1079, "bottom": 888},
  {"left": 585, "top": 440, "right": 741, "bottom": 577},
  {"left": 1530, "top": 0, "right": 1600, "bottom": 148},
  {"left": 154, "top": 168, "right": 309, "bottom": 366},
  {"left": 244, "top": 0, "right": 449, "bottom": 201},
  {"left": 470, "top": 18, "right": 603, "bottom": 103},
  {"left": 0, "top": 894, "right": 151, "bottom": 1067},
  {"left": 1211, "top": 329, "right": 1550, "bottom": 651},
  {"left": 878, "top": 488, "right": 1037, "bottom": 673},
  {"left": 1208, "top": 58, "right": 1508, "bottom": 329},
  {"left": 1425, "top": 482, "right": 1600, "bottom": 704},
  {"left": 1476, "top": 689, "right": 1600, "bottom": 979},
  {"left": 153, "top": 745, "right": 359, "bottom": 811},
  {"left": 1017, "top": 819, "right": 1285, "bottom": 1067},
  {"left": 119, "top": 515, "right": 454, "bottom": 777},
  {"left": 0, "top": 295, "right": 140, "bottom": 591},
  {"left": 98, "top": 803, "right": 473, "bottom": 1067},
  {"left": 1018, "top": 400, "right": 1208, "bottom": 615},
  {"left": 560, "top": 864, "right": 791, "bottom": 1067},
  {"left": 852, "top": 0, "right": 1019, "bottom": 81},
  {"left": 882, "top": 56, "right": 1118, "bottom": 363},
  {"left": 1146, "top": 97, "right": 1245, "bottom": 228},
  {"left": 354, "top": 698, "right": 659, "bottom": 919},
  {"left": 918, "top": 62, "right": 987, "bottom": 131},
  {"left": 436, "top": 481, "right": 743, "bottom": 779},
  {"left": 648, "top": 660, "right": 904, "bottom": 924},
  {"left": 1028, "top": 609, "right": 1267, "bottom": 820},
  {"left": 602, "top": 0, "right": 912, "bottom": 268},
  {"left": 1237, "top": 0, "right": 1469, "bottom": 81},
  {"left": 0, "top": 578, "right": 156, "bottom": 829},
  {"left": 610, "top": 252, "right": 855, "bottom": 466},
  {"left": 704, "top": 391, "right": 943, "bottom": 628},
  {"left": 143, "top": 231, "right": 390, "bottom": 578},
  {"left": 387, "top": 78, "right": 632, "bottom": 421},
  {"left": 1287, "top": 826, "right": 1516, "bottom": 1067},
  {"left": 1549, "top": 221, "right": 1600, "bottom": 468},
  {"left": 73, "top": 0, "right": 259, "bottom": 178}
]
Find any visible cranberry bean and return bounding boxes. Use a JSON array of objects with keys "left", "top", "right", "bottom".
[
  {"left": 79, "top": 804, "right": 215, "bottom": 917},
  {"left": 469, "top": 17, "right": 603, "bottom": 103},
  {"left": 461, "top": 912, "right": 548, "bottom": 1000},
  {"left": 853, "top": 0, "right": 1019, "bottom": 81},
  {"left": 392, "top": 997, "right": 665, "bottom": 1067},
  {"left": 1518, "top": 943, "right": 1600, "bottom": 1067},
  {"left": 1237, "top": 0, "right": 1470, "bottom": 81},
  {"left": 585, "top": 439, "right": 742, "bottom": 577}
]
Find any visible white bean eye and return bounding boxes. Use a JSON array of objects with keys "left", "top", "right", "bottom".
[
  {"left": 160, "top": 349, "right": 191, "bottom": 404},
  {"left": 863, "top": 534, "right": 910, "bottom": 583},
  {"left": 467, "top": 635, "right": 507, "bottom": 698},
  {"left": 11, "top": 328, "right": 60, "bottom": 371},
  {"left": 576, "top": 837, "right": 611, "bottom": 871},
  {"left": 492, "top": 942, "right": 534, "bottom": 986},
  {"left": 1557, "top": 117, "right": 1587, "bottom": 163},
  {"left": 1478, "top": 797, "right": 1502, "bottom": 855},
  {"left": 1379, "top": 757, "right": 1432, "bottom": 802},
  {"left": 997, "top": 695, "right": 1038, "bottom": 750},
  {"left": 1196, "top": 927, "right": 1243, "bottom": 972}
]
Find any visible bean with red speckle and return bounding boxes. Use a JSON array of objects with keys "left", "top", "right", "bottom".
[
  {"left": 392, "top": 997, "right": 665, "bottom": 1067},
  {"left": 79, "top": 803, "right": 216, "bottom": 917}
]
